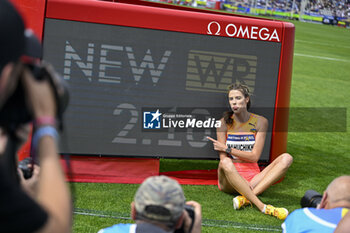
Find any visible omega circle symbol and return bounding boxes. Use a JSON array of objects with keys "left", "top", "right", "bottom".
[{"left": 207, "top": 21, "right": 220, "bottom": 35}]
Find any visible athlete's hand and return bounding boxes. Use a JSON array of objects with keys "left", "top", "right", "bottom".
[{"left": 207, "top": 136, "right": 227, "bottom": 152}]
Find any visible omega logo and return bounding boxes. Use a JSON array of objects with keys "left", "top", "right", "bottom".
[
  {"left": 206, "top": 21, "right": 280, "bottom": 42},
  {"left": 207, "top": 21, "right": 221, "bottom": 35}
]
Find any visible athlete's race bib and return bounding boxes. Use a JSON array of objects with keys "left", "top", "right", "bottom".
[{"left": 226, "top": 134, "right": 255, "bottom": 159}]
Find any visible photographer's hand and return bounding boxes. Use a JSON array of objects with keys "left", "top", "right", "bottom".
[
  {"left": 18, "top": 164, "right": 40, "bottom": 198},
  {"left": 183, "top": 201, "right": 202, "bottom": 233},
  {"left": 22, "top": 65, "right": 56, "bottom": 118},
  {"left": 317, "top": 191, "right": 328, "bottom": 209}
]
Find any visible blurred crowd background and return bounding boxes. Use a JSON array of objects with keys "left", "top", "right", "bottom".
[{"left": 151, "top": 0, "right": 350, "bottom": 26}]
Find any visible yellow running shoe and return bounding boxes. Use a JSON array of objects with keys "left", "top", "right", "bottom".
[
  {"left": 264, "top": 205, "right": 289, "bottom": 220},
  {"left": 233, "top": 195, "right": 251, "bottom": 210}
]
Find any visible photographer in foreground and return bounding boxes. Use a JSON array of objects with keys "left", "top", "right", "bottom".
[
  {"left": 282, "top": 175, "right": 350, "bottom": 233},
  {"left": 0, "top": 0, "right": 71, "bottom": 232},
  {"left": 98, "top": 175, "right": 202, "bottom": 233},
  {"left": 334, "top": 211, "right": 350, "bottom": 233}
]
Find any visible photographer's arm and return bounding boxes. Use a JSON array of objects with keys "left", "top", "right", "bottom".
[
  {"left": 334, "top": 211, "right": 350, "bottom": 233},
  {"left": 36, "top": 136, "right": 71, "bottom": 233},
  {"left": 22, "top": 67, "right": 71, "bottom": 233}
]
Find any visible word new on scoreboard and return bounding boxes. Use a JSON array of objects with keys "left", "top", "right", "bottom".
[{"left": 13, "top": 0, "right": 294, "bottom": 162}]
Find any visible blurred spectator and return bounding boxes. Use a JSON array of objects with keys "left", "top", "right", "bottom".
[
  {"left": 152, "top": 0, "right": 350, "bottom": 19},
  {"left": 98, "top": 175, "right": 202, "bottom": 233},
  {"left": 0, "top": 0, "right": 72, "bottom": 232},
  {"left": 282, "top": 176, "right": 350, "bottom": 233}
]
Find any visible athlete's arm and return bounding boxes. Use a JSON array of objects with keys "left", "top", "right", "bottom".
[
  {"left": 215, "top": 118, "right": 228, "bottom": 160},
  {"left": 209, "top": 116, "right": 268, "bottom": 162}
]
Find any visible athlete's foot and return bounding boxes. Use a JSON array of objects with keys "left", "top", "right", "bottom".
[
  {"left": 233, "top": 195, "right": 251, "bottom": 210},
  {"left": 263, "top": 204, "right": 289, "bottom": 220}
]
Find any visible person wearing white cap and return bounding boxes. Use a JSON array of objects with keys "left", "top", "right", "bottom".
[{"left": 98, "top": 175, "right": 202, "bottom": 233}]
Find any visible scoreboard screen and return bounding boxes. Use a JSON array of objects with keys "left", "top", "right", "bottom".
[{"left": 39, "top": 0, "right": 294, "bottom": 160}]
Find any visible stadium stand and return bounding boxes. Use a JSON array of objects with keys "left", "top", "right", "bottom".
[{"left": 153, "top": 0, "right": 350, "bottom": 26}]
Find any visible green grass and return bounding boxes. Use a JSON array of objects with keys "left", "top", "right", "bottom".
[{"left": 72, "top": 20, "right": 350, "bottom": 232}]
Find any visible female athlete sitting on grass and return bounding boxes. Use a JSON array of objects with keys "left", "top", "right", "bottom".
[{"left": 208, "top": 83, "right": 293, "bottom": 220}]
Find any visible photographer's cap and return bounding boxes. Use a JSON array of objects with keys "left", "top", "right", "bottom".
[
  {"left": 0, "top": 0, "right": 42, "bottom": 69},
  {"left": 134, "top": 175, "right": 185, "bottom": 222}
]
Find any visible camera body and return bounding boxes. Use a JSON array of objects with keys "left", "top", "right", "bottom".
[
  {"left": 18, "top": 157, "right": 34, "bottom": 179},
  {"left": 184, "top": 204, "right": 195, "bottom": 222},
  {"left": 175, "top": 204, "right": 195, "bottom": 233},
  {"left": 0, "top": 62, "right": 69, "bottom": 132},
  {"left": 301, "top": 190, "right": 323, "bottom": 208}
]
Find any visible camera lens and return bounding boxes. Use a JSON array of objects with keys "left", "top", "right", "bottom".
[{"left": 301, "top": 190, "right": 323, "bottom": 208}]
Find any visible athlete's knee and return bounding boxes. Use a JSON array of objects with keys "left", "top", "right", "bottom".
[
  {"left": 219, "top": 157, "right": 236, "bottom": 173},
  {"left": 280, "top": 153, "right": 293, "bottom": 168}
]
